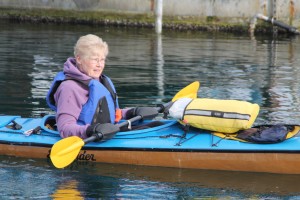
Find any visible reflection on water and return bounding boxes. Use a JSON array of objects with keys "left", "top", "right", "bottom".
[
  {"left": 1, "top": 156, "right": 300, "bottom": 199},
  {"left": 90, "top": 163, "right": 300, "bottom": 197},
  {"left": 1, "top": 20, "right": 300, "bottom": 199},
  {"left": 0, "top": 21, "right": 299, "bottom": 125},
  {"left": 51, "top": 180, "right": 83, "bottom": 200},
  {"left": 155, "top": 34, "right": 165, "bottom": 102}
]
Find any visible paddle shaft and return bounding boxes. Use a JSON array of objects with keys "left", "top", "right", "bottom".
[
  {"left": 83, "top": 115, "right": 143, "bottom": 144},
  {"left": 83, "top": 103, "right": 173, "bottom": 144}
]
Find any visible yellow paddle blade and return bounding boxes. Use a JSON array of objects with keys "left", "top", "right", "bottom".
[
  {"left": 172, "top": 81, "right": 200, "bottom": 102},
  {"left": 50, "top": 136, "right": 84, "bottom": 169}
]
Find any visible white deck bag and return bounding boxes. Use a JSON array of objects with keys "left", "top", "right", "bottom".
[{"left": 169, "top": 98, "right": 260, "bottom": 133}]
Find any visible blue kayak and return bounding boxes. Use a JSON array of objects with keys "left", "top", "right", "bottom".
[{"left": 1, "top": 114, "right": 300, "bottom": 174}]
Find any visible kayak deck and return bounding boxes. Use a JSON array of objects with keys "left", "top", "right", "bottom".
[{"left": 1, "top": 115, "right": 300, "bottom": 174}]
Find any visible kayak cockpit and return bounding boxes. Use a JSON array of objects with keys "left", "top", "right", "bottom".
[{"left": 0, "top": 115, "right": 178, "bottom": 137}]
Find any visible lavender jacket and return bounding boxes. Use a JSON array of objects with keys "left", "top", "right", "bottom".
[{"left": 53, "top": 58, "right": 126, "bottom": 139}]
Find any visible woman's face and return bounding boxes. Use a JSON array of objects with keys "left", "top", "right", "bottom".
[{"left": 76, "top": 52, "right": 106, "bottom": 79}]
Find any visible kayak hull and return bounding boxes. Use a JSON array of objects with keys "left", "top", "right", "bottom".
[
  {"left": 78, "top": 149, "right": 300, "bottom": 174},
  {"left": 1, "top": 115, "right": 300, "bottom": 174},
  {"left": 1, "top": 142, "right": 300, "bottom": 174}
]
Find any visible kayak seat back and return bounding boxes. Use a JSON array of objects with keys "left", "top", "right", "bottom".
[{"left": 41, "top": 115, "right": 59, "bottom": 135}]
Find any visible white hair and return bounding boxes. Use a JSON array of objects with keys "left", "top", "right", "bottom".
[{"left": 74, "top": 34, "right": 109, "bottom": 58}]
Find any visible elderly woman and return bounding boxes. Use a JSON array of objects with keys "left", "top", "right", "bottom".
[{"left": 47, "top": 34, "right": 157, "bottom": 140}]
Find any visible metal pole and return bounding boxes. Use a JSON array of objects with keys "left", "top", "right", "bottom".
[
  {"left": 155, "top": 0, "right": 163, "bottom": 34},
  {"left": 272, "top": 0, "right": 278, "bottom": 34}
]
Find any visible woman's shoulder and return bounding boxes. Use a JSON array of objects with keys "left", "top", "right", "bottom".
[
  {"left": 59, "top": 80, "right": 88, "bottom": 93},
  {"left": 55, "top": 80, "right": 89, "bottom": 103}
]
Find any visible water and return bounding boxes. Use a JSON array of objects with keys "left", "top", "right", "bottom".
[
  {"left": 2, "top": 157, "right": 300, "bottom": 199},
  {"left": 1, "top": 20, "right": 300, "bottom": 199}
]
